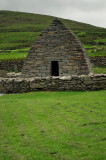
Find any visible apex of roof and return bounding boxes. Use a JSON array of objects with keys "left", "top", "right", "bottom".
[
  {"left": 52, "top": 17, "right": 62, "bottom": 23},
  {"left": 44, "top": 17, "right": 68, "bottom": 32},
  {"left": 51, "top": 18, "right": 65, "bottom": 26}
]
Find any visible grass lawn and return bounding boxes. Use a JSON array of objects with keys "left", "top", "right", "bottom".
[
  {"left": 94, "top": 39, "right": 106, "bottom": 43},
  {"left": 0, "top": 48, "right": 29, "bottom": 60},
  {"left": 0, "top": 32, "right": 40, "bottom": 50},
  {"left": 0, "top": 91, "right": 106, "bottom": 160},
  {"left": 93, "top": 67, "right": 106, "bottom": 74},
  {"left": 84, "top": 45, "right": 106, "bottom": 57}
]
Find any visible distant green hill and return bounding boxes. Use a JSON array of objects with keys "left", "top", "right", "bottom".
[{"left": 0, "top": 10, "right": 106, "bottom": 60}]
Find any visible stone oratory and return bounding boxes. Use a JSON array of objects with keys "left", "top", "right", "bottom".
[{"left": 21, "top": 18, "right": 92, "bottom": 77}]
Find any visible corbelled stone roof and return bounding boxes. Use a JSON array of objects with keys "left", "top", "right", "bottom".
[{"left": 21, "top": 18, "right": 92, "bottom": 77}]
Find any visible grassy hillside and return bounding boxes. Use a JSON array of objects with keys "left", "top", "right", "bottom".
[
  {"left": 0, "top": 91, "right": 106, "bottom": 160},
  {"left": 0, "top": 10, "right": 106, "bottom": 61}
]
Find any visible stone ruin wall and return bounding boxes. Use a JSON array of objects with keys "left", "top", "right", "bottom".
[{"left": 0, "top": 74, "right": 106, "bottom": 93}]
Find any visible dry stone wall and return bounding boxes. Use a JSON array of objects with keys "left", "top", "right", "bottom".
[
  {"left": 0, "top": 57, "right": 105, "bottom": 73},
  {"left": 90, "top": 56, "right": 106, "bottom": 67},
  {"left": 0, "top": 60, "right": 24, "bottom": 72},
  {"left": 0, "top": 74, "right": 106, "bottom": 93}
]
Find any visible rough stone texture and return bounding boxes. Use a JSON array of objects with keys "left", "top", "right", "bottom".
[
  {"left": 0, "top": 56, "right": 105, "bottom": 73},
  {"left": 0, "top": 57, "right": 105, "bottom": 73},
  {"left": 7, "top": 72, "right": 21, "bottom": 78},
  {"left": 0, "top": 60, "right": 24, "bottom": 72},
  {"left": 90, "top": 56, "right": 106, "bottom": 67},
  {"left": 0, "top": 75, "right": 106, "bottom": 93},
  {"left": 21, "top": 18, "right": 92, "bottom": 77},
  {"left": 0, "top": 70, "right": 7, "bottom": 78}
]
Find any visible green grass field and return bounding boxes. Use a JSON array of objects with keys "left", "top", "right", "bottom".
[
  {"left": 0, "top": 11, "right": 105, "bottom": 74},
  {"left": 93, "top": 67, "right": 106, "bottom": 74},
  {"left": 84, "top": 45, "right": 106, "bottom": 57},
  {"left": 0, "top": 10, "right": 106, "bottom": 58},
  {"left": 0, "top": 91, "right": 106, "bottom": 160}
]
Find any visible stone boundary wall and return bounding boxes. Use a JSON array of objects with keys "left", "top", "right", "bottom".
[
  {"left": 0, "top": 60, "right": 24, "bottom": 72},
  {"left": 90, "top": 56, "right": 106, "bottom": 67},
  {"left": 0, "top": 74, "right": 106, "bottom": 93},
  {"left": 0, "top": 57, "right": 105, "bottom": 72}
]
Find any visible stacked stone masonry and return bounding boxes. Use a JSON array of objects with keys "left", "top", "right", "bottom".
[
  {"left": 0, "top": 75, "right": 106, "bottom": 93},
  {"left": 0, "top": 19, "right": 105, "bottom": 93},
  {"left": 90, "top": 56, "right": 106, "bottom": 67},
  {"left": 0, "top": 60, "right": 24, "bottom": 72},
  {"left": 0, "top": 56, "right": 105, "bottom": 72},
  {"left": 21, "top": 18, "right": 92, "bottom": 77}
]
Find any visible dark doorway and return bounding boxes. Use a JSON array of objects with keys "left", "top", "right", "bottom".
[{"left": 51, "top": 61, "right": 59, "bottom": 76}]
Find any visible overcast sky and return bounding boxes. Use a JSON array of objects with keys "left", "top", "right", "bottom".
[{"left": 0, "top": 0, "right": 106, "bottom": 28}]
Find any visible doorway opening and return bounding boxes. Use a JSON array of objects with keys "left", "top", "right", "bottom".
[{"left": 51, "top": 61, "right": 59, "bottom": 76}]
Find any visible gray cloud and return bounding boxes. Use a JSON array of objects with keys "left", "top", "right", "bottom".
[
  {"left": 0, "top": 0, "right": 20, "bottom": 11},
  {"left": 0, "top": 0, "right": 106, "bottom": 28}
]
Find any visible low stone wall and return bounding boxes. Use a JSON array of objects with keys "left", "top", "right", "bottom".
[
  {"left": 90, "top": 56, "right": 106, "bottom": 67},
  {"left": 0, "top": 57, "right": 105, "bottom": 72},
  {"left": 0, "top": 74, "right": 106, "bottom": 93},
  {"left": 0, "top": 60, "right": 24, "bottom": 72}
]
